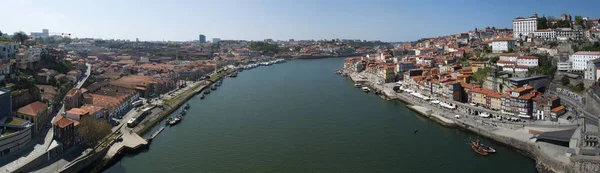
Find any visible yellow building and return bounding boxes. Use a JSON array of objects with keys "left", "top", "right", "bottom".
[{"left": 16, "top": 101, "right": 49, "bottom": 136}]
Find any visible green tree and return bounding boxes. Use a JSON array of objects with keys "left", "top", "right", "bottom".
[
  {"left": 12, "top": 31, "right": 28, "bottom": 44},
  {"left": 575, "top": 16, "right": 585, "bottom": 28},
  {"left": 77, "top": 117, "right": 112, "bottom": 147},
  {"left": 575, "top": 83, "right": 585, "bottom": 91},
  {"left": 507, "top": 47, "right": 515, "bottom": 53},
  {"left": 489, "top": 56, "right": 499, "bottom": 63},
  {"left": 537, "top": 16, "right": 549, "bottom": 29},
  {"left": 61, "top": 37, "right": 72, "bottom": 44},
  {"left": 0, "top": 30, "right": 3, "bottom": 37},
  {"left": 561, "top": 75, "right": 570, "bottom": 85},
  {"left": 482, "top": 45, "right": 490, "bottom": 53}
]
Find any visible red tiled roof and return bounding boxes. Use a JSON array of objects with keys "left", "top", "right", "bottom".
[
  {"left": 17, "top": 101, "right": 47, "bottom": 117},
  {"left": 518, "top": 56, "right": 537, "bottom": 59},
  {"left": 551, "top": 105, "right": 566, "bottom": 113},
  {"left": 573, "top": 51, "right": 600, "bottom": 56},
  {"left": 500, "top": 53, "right": 519, "bottom": 57},
  {"left": 493, "top": 37, "right": 514, "bottom": 41}
]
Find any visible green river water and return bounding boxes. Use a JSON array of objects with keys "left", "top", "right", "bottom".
[{"left": 104, "top": 58, "right": 536, "bottom": 173}]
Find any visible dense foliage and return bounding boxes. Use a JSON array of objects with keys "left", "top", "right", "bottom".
[
  {"left": 528, "top": 54, "right": 556, "bottom": 77},
  {"left": 249, "top": 41, "right": 282, "bottom": 54},
  {"left": 77, "top": 117, "right": 112, "bottom": 147},
  {"left": 470, "top": 67, "right": 492, "bottom": 84}
]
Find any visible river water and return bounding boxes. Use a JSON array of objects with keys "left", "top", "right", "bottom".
[{"left": 104, "top": 58, "right": 536, "bottom": 173}]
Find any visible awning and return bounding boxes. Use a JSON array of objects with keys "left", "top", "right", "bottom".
[
  {"left": 479, "top": 113, "right": 490, "bottom": 118},
  {"left": 518, "top": 114, "right": 531, "bottom": 118}
]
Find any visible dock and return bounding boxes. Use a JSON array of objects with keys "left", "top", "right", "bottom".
[
  {"left": 105, "top": 130, "right": 148, "bottom": 159},
  {"left": 150, "top": 127, "right": 165, "bottom": 140}
]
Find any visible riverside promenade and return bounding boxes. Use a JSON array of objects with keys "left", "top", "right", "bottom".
[{"left": 347, "top": 72, "right": 578, "bottom": 173}]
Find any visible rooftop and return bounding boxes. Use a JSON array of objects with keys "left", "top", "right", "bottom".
[
  {"left": 17, "top": 101, "right": 47, "bottom": 117},
  {"left": 573, "top": 51, "right": 600, "bottom": 56}
]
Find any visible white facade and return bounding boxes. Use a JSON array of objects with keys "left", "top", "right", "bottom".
[
  {"left": 569, "top": 51, "right": 600, "bottom": 71},
  {"left": 513, "top": 17, "right": 537, "bottom": 39},
  {"left": 533, "top": 29, "right": 556, "bottom": 41},
  {"left": 491, "top": 40, "right": 515, "bottom": 53},
  {"left": 17, "top": 48, "right": 42, "bottom": 64},
  {"left": 499, "top": 54, "right": 518, "bottom": 62},
  {"left": 516, "top": 56, "right": 538, "bottom": 67},
  {"left": 557, "top": 61, "right": 572, "bottom": 71},
  {"left": 0, "top": 43, "right": 18, "bottom": 62}
]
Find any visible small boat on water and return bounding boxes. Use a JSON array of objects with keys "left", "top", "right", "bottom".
[
  {"left": 362, "top": 86, "right": 370, "bottom": 92},
  {"left": 179, "top": 109, "right": 187, "bottom": 116},
  {"left": 200, "top": 94, "right": 205, "bottom": 99},
  {"left": 341, "top": 73, "right": 348, "bottom": 77},
  {"left": 413, "top": 129, "right": 418, "bottom": 133},
  {"left": 354, "top": 83, "right": 362, "bottom": 88},
  {"left": 216, "top": 80, "right": 222, "bottom": 86},
  {"left": 184, "top": 103, "right": 190, "bottom": 109},
  {"left": 166, "top": 117, "right": 181, "bottom": 126},
  {"left": 334, "top": 69, "right": 342, "bottom": 74},
  {"left": 471, "top": 142, "right": 489, "bottom": 156},
  {"left": 204, "top": 89, "right": 211, "bottom": 94},
  {"left": 472, "top": 140, "right": 496, "bottom": 153},
  {"left": 230, "top": 72, "right": 238, "bottom": 77},
  {"left": 211, "top": 84, "right": 217, "bottom": 90}
]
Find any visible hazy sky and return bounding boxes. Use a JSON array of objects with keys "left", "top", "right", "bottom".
[{"left": 1, "top": 0, "right": 599, "bottom": 42}]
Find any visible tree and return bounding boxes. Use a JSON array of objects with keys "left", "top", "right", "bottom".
[
  {"left": 575, "top": 83, "right": 585, "bottom": 91},
  {"left": 537, "top": 16, "right": 549, "bottom": 29},
  {"left": 61, "top": 37, "right": 73, "bottom": 44},
  {"left": 77, "top": 117, "right": 112, "bottom": 147},
  {"left": 0, "top": 30, "right": 3, "bottom": 37},
  {"left": 575, "top": 16, "right": 585, "bottom": 28},
  {"left": 507, "top": 47, "right": 515, "bottom": 53},
  {"left": 482, "top": 45, "right": 490, "bottom": 53},
  {"left": 489, "top": 56, "right": 499, "bottom": 63},
  {"left": 12, "top": 31, "right": 28, "bottom": 44},
  {"left": 561, "top": 75, "right": 570, "bottom": 85}
]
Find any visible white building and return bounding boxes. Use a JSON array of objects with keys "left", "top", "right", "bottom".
[
  {"left": 569, "top": 51, "right": 600, "bottom": 71},
  {"left": 491, "top": 38, "right": 515, "bottom": 53},
  {"left": 513, "top": 15, "right": 538, "bottom": 40},
  {"left": 30, "top": 29, "right": 49, "bottom": 38},
  {"left": 557, "top": 61, "right": 572, "bottom": 71},
  {"left": 0, "top": 43, "right": 18, "bottom": 62},
  {"left": 555, "top": 28, "right": 585, "bottom": 41},
  {"left": 585, "top": 58, "right": 600, "bottom": 81},
  {"left": 533, "top": 29, "right": 556, "bottom": 41},
  {"left": 503, "top": 65, "right": 529, "bottom": 72},
  {"left": 499, "top": 53, "right": 519, "bottom": 62},
  {"left": 516, "top": 56, "right": 538, "bottom": 67}
]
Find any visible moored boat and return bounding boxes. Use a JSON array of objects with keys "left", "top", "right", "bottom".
[
  {"left": 354, "top": 83, "right": 362, "bottom": 88},
  {"left": 204, "top": 89, "right": 211, "bottom": 94},
  {"left": 362, "top": 86, "right": 370, "bottom": 92},
  {"left": 471, "top": 143, "right": 489, "bottom": 156},
  {"left": 472, "top": 140, "right": 496, "bottom": 153},
  {"left": 166, "top": 117, "right": 181, "bottom": 126},
  {"left": 200, "top": 94, "right": 205, "bottom": 99},
  {"left": 334, "top": 69, "right": 342, "bottom": 74},
  {"left": 184, "top": 103, "right": 190, "bottom": 109},
  {"left": 211, "top": 84, "right": 217, "bottom": 90},
  {"left": 230, "top": 72, "right": 238, "bottom": 77}
]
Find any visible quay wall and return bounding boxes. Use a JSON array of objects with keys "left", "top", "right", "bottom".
[
  {"left": 59, "top": 146, "right": 109, "bottom": 173},
  {"left": 346, "top": 72, "right": 582, "bottom": 173}
]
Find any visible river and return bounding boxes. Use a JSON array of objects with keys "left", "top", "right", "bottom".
[{"left": 104, "top": 58, "right": 536, "bottom": 173}]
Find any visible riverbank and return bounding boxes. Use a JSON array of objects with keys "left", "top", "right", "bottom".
[{"left": 347, "top": 72, "right": 574, "bottom": 173}]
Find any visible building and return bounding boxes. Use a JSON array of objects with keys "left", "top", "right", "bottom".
[
  {"left": 555, "top": 28, "right": 585, "bottom": 41},
  {"left": 0, "top": 117, "right": 32, "bottom": 158},
  {"left": 199, "top": 34, "right": 206, "bottom": 43},
  {"left": 585, "top": 58, "right": 600, "bottom": 81},
  {"left": 516, "top": 56, "right": 538, "bottom": 67},
  {"left": 65, "top": 108, "right": 89, "bottom": 121},
  {"left": 557, "top": 61, "right": 572, "bottom": 71},
  {"left": 502, "top": 85, "right": 539, "bottom": 117},
  {"left": 513, "top": 14, "right": 538, "bottom": 40},
  {"left": 491, "top": 38, "right": 516, "bottom": 53},
  {"left": 0, "top": 42, "right": 19, "bottom": 62},
  {"left": 0, "top": 88, "right": 33, "bottom": 158},
  {"left": 30, "top": 29, "right": 49, "bottom": 38},
  {"left": 65, "top": 88, "right": 85, "bottom": 110},
  {"left": 534, "top": 29, "right": 556, "bottom": 41},
  {"left": 0, "top": 89, "right": 11, "bottom": 120},
  {"left": 569, "top": 51, "right": 600, "bottom": 71},
  {"left": 51, "top": 115, "right": 78, "bottom": 150},
  {"left": 212, "top": 38, "right": 221, "bottom": 43},
  {"left": 16, "top": 101, "right": 49, "bottom": 136}
]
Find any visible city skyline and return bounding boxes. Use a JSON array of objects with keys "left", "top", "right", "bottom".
[{"left": 2, "top": 0, "right": 600, "bottom": 42}]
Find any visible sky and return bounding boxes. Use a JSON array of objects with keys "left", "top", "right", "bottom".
[{"left": 1, "top": 0, "right": 599, "bottom": 42}]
